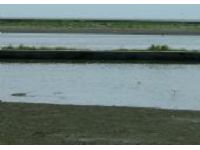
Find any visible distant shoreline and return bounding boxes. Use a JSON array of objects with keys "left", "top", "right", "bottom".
[
  {"left": 2, "top": 28, "right": 200, "bottom": 35},
  {"left": 1, "top": 19, "right": 200, "bottom": 35}
]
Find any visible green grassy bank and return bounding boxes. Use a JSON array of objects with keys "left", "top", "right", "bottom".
[
  {"left": 1, "top": 19, "right": 200, "bottom": 34},
  {"left": 0, "top": 102, "right": 200, "bottom": 144}
]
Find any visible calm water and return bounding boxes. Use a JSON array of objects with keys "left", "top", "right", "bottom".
[
  {"left": 1, "top": 63, "right": 200, "bottom": 110},
  {"left": 1, "top": 33, "right": 200, "bottom": 50}
]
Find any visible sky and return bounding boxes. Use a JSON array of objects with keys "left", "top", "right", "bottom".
[{"left": 0, "top": 4, "right": 200, "bottom": 20}]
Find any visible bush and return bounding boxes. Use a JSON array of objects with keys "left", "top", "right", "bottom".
[
  {"left": 148, "top": 44, "right": 170, "bottom": 51},
  {"left": 1, "top": 44, "right": 15, "bottom": 50}
]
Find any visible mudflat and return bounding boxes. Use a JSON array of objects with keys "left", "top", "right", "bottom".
[{"left": 0, "top": 102, "right": 200, "bottom": 144}]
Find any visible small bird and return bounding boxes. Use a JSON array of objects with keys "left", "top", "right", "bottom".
[{"left": 171, "top": 89, "right": 177, "bottom": 96}]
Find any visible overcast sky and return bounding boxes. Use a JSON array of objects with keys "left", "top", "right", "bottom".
[{"left": 0, "top": 4, "right": 200, "bottom": 20}]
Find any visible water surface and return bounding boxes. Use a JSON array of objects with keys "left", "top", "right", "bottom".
[
  {"left": 1, "top": 33, "right": 200, "bottom": 50},
  {"left": 1, "top": 63, "right": 200, "bottom": 110}
]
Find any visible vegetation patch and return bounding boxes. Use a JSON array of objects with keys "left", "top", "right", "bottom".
[
  {"left": 0, "top": 44, "right": 188, "bottom": 51},
  {"left": 147, "top": 44, "right": 170, "bottom": 51},
  {"left": 0, "top": 44, "right": 89, "bottom": 51}
]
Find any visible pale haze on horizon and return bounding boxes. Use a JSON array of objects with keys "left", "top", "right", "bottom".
[{"left": 0, "top": 4, "right": 200, "bottom": 20}]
